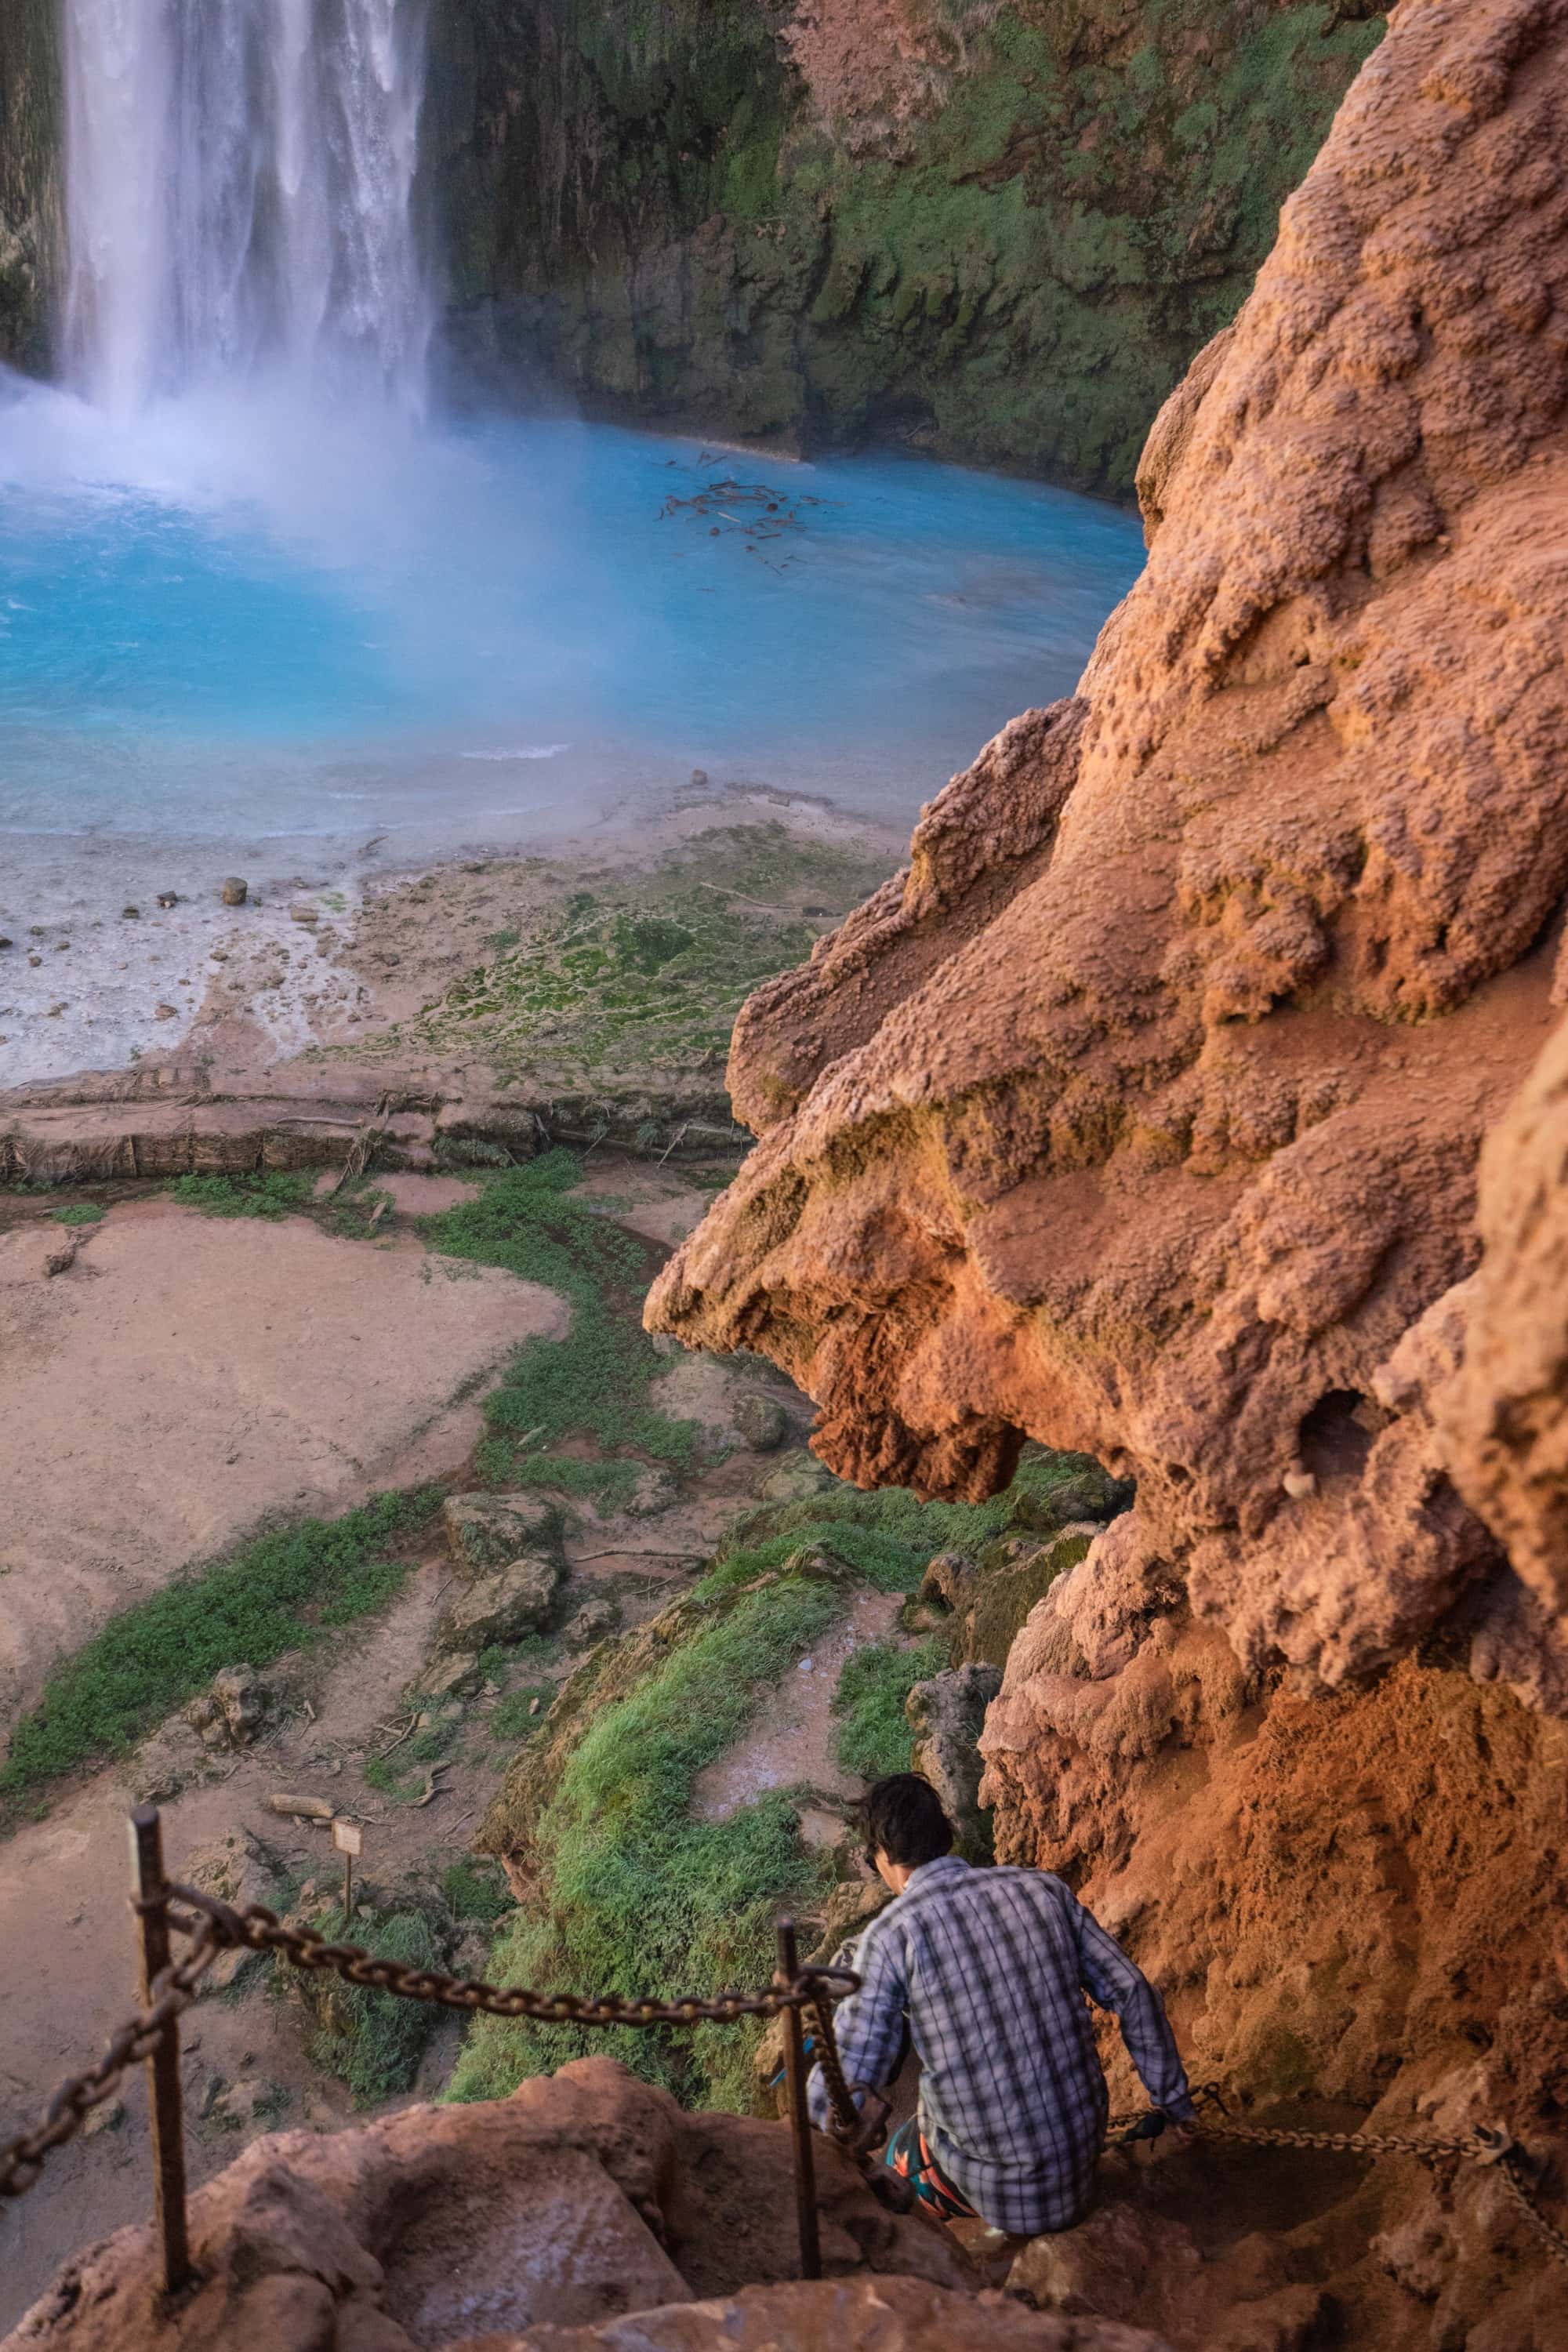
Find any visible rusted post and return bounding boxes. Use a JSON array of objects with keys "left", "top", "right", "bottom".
[
  {"left": 129, "top": 1806, "right": 191, "bottom": 2298},
  {"left": 777, "top": 1917, "right": 822, "bottom": 2281}
]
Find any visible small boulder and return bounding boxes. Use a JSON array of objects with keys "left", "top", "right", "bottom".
[
  {"left": 1008, "top": 1457, "right": 1135, "bottom": 1537},
  {"left": 919, "top": 1552, "right": 978, "bottom": 1612},
  {"left": 906, "top": 1664, "right": 1003, "bottom": 1863},
  {"left": 619, "top": 1465, "right": 680, "bottom": 1518},
  {"left": 563, "top": 1595, "right": 620, "bottom": 1648},
  {"left": 180, "top": 1827, "right": 281, "bottom": 1986},
  {"left": 435, "top": 1553, "right": 561, "bottom": 1654},
  {"left": 220, "top": 876, "right": 248, "bottom": 906},
  {"left": 732, "top": 1393, "right": 788, "bottom": 1453},
  {"left": 416, "top": 1651, "right": 485, "bottom": 1700},
  {"left": 442, "top": 1492, "right": 564, "bottom": 1573},
  {"left": 156, "top": 891, "right": 179, "bottom": 909},
  {"left": 187, "top": 1664, "right": 273, "bottom": 1749},
  {"left": 758, "top": 1450, "right": 835, "bottom": 1504}
]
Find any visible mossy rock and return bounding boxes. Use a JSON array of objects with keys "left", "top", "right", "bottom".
[
  {"left": 953, "top": 1529, "right": 1094, "bottom": 1669},
  {"left": 431, "top": 0, "right": 1389, "bottom": 494}
]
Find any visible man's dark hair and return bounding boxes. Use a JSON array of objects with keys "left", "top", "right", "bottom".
[{"left": 864, "top": 1774, "right": 954, "bottom": 1870}]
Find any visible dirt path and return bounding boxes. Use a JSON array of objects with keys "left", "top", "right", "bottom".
[
  {"left": 0, "top": 1197, "right": 566, "bottom": 1729},
  {"left": 0, "top": 1163, "right": 870, "bottom": 2332}
]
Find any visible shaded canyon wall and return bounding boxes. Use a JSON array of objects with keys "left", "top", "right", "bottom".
[
  {"left": 430, "top": 0, "right": 1386, "bottom": 492},
  {"left": 650, "top": 0, "right": 1568, "bottom": 2339},
  {"left": 0, "top": 0, "right": 60, "bottom": 372}
]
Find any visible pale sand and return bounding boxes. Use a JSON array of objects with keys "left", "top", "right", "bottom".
[{"left": 0, "top": 1196, "right": 567, "bottom": 1729}]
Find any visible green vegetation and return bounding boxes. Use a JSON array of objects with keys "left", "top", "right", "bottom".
[
  {"left": 699, "top": 1446, "right": 1096, "bottom": 1601},
  {"left": 0, "top": 1490, "right": 436, "bottom": 1809},
  {"left": 340, "top": 826, "right": 884, "bottom": 1092},
  {"left": 833, "top": 1636, "right": 946, "bottom": 1781},
  {"left": 440, "top": 0, "right": 1386, "bottom": 494},
  {"left": 442, "top": 1858, "right": 515, "bottom": 1924},
  {"left": 51, "top": 1202, "right": 104, "bottom": 1226},
  {"left": 167, "top": 1170, "right": 312, "bottom": 1219},
  {"left": 448, "top": 1568, "right": 842, "bottom": 2115},
  {"left": 490, "top": 1685, "right": 556, "bottom": 1740},
  {"left": 420, "top": 1149, "right": 698, "bottom": 1480},
  {"left": 299, "top": 1905, "right": 445, "bottom": 2102}
]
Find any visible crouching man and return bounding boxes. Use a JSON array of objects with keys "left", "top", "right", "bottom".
[{"left": 808, "top": 1773, "right": 1195, "bottom": 2234}]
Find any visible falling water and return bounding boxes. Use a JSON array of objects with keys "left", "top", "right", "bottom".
[{"left": 61, "top": 0, "right": 431, "bottom": 416}]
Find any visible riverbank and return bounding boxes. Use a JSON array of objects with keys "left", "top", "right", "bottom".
[{"left": 1, "top": 786, "right": 906, "bottom": 1158}]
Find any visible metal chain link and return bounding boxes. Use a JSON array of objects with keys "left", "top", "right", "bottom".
[
  {"left": 0, "top": 1889, "right": 861, "bottom": 2201},
  {"left": 1106, "top": 2087, "right": 1568, "bottom": 2272},
  {"left": 9, "top": 1883, "right": 1566, "bottom": 2281},
  {"left": 0, "top": 1924, "right": 224, "bottom": 2198}
]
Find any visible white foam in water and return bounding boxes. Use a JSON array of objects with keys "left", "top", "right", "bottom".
[{"left": 0, "top": 0, "right": 1147, "bottom": 1087}]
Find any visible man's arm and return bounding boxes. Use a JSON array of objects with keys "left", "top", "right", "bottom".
[
  {"left": 806, "top": 1917, "right": 909, "bottom": 2132},
  {"left": 1076, "top": 1905, "right": 1195, "bottom": 2122}
]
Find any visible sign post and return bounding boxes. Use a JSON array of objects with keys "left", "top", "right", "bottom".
[{"left": 332, "top": 1817, "right": 362, "bottom": 1924}]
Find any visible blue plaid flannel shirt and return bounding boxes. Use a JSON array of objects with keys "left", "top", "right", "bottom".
[{"left": 808, "top": 1855, "right": 1193, "bottom": 2235}]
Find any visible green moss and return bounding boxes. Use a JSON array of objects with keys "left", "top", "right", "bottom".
[
  {"left": 962, "top": 1531, "right": 1091, "bottom": 1668},
  {"left": 433, "top": 0, "right": 1386, "bottom": 495},
  {"left": 833, "top": 1636, "right": 946, "bottom": 1781},
  {"left": 441, "top": 1858, "right": 514, "bottom": 1924},
  {"left": 0, "top": 1490, "right": 437, "bottom": 1812}
]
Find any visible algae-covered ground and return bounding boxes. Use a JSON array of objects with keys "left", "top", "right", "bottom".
[
  {"left": 321, "top": 817, "right": 895, "bottom": 1122},
  {"left": 437, "top": 0, "right": 1386, "bottom": 493}
]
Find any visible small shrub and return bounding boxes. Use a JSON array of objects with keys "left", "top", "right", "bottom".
[
  {"left": 168, "top": 1171, "right": 312, "bottom": 1219},
  {"left": 52, "top": 1203, "right": 106, "bottom": 1226}
]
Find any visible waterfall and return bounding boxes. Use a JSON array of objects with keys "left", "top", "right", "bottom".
[{"left": 62, "top": 0, "right": 431, "bottom": 419}]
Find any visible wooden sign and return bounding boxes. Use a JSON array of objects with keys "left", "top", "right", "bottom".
[{"left": 332, "top": 1819, "right": 362, "bottom": 1857}]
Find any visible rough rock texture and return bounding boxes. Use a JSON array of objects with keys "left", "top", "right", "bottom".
[
  {"left": 433, "top": 0, "right": 1384, "bottom": 494},
  {"left": 905, "top": 1661, "right": 1001, "bottom": 1857},
  {"left": 436, "top": 1555, "right": 563, "bottom": 1654},
  {"left": 649, "top": 3, "right": 1568, "bottom": 2339},
  {"left": 443, "top": 1495, "right": 565, "bottom": 1576},
  {"left": 0, "top": 0, "right": 58, "bottom": 372},
  {"left": 3, "top": 2060, "right": 1167, "bottom": 2352}
]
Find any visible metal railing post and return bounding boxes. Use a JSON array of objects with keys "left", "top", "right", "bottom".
[
  {"left": 129, "top": 1806, "right": 192, "bottom": 2298},
  {"left": 776, "top": 1918, "right": 822, "bottom": 2281}
]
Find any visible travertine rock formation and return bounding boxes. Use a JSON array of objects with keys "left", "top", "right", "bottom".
[
  {"left": 2, "top": 2060, "right": 1165, "bottom": 2352},
  {"left": 649, "top": 2, "right": 1568, "bottom": 2339}
]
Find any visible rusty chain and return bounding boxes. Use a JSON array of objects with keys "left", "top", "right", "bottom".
[
  {"left": 0, "top": 1886, "right": 860, "bottom": 2202},
  {"left": 8, "top": 1883, "right": 1566, "bottom": 2280},
  {"left": 0, "top": 1921, "right": 225, "bottom": 2198},
  {"left": 1106, "top": 2087, "right": 1568, "bottom": 2272}
]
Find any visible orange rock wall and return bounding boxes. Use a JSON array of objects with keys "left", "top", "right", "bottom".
[{"left": 651, "top": 3, "right": 1568, "bottom": 2332}]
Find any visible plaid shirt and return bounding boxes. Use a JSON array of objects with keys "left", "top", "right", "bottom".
[{"left": 808, "top": 1856, "right": 1193, "bottom": 2235}]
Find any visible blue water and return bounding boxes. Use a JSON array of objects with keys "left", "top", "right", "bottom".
[{"left": 0, "top": 385, "right": 1144, "bottom": 851}]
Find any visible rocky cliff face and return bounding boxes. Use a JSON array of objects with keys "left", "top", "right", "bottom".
[
  {"left": 650, "top": 0, "right": 1568, "bottom": 2337},
  {"left": 0, "top": 0, "right": 60, "bottom": 374},
  {"left": 431, "top": 0, "right": 1385, "bottom": 493}
]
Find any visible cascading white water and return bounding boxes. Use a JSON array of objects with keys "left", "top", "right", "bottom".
[{"left": 62, "top": 0, "right": 431, "bottom": 418}]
